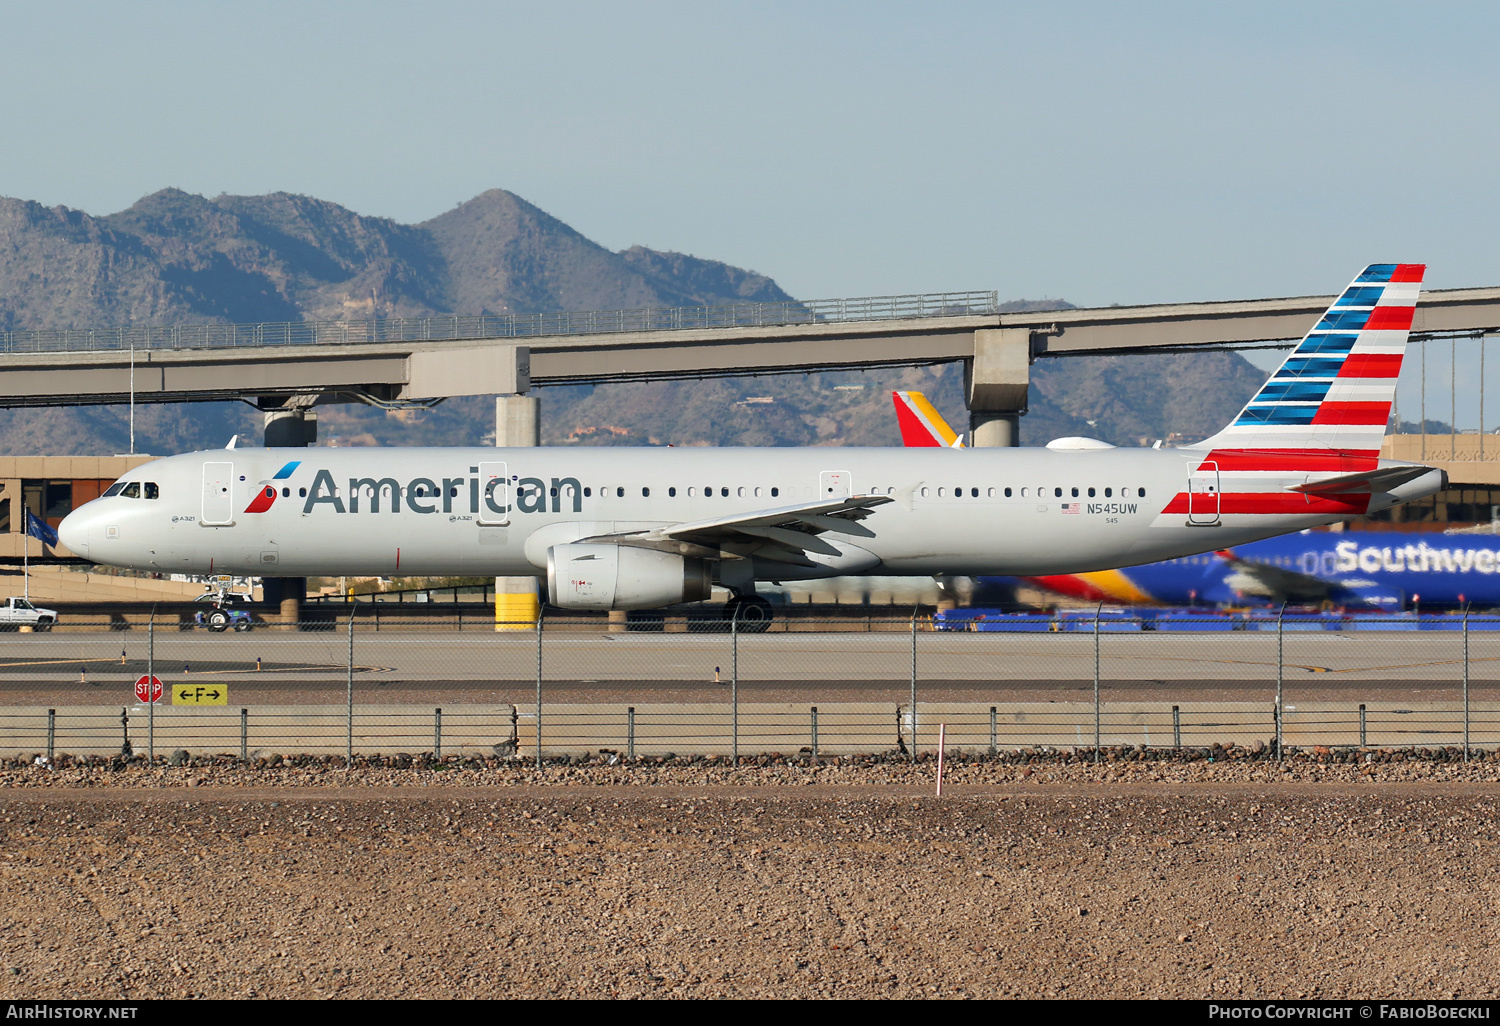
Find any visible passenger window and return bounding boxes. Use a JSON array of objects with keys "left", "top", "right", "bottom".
[
  {"left": 721, "top": 487, "right": 728, "bottom": 497},
  {"left": 921, "top": 487, "right": 930, "bottom": 498},
  {"left": 1087, "top": 488, "right": 1095, "bottom": 497},
  {"left": 688, "top": 487, "right": 697, "bottom": 497},
  {"left": 1004, "top": 488, "right": 1011, "bottom": 497},
  {"left": 300, "top": 488, "right": 307, "bottom": 498},
  {"left": 971, "top": 488, "right": 979, "bottom": 498},
  {"left": 121, "top": 482, "right": 140, "bottom": 498},
  {"left": 738, "top": 487, "right": 745, "bottom": 497},
  {"left": 937, "top": 488, "right": 946, "bottom": 497},
  {"left": 1138, "top": 488, "right": 1146, "bottom": 497},
  {"left": 102, "top": 482, "right": 124, "bottom": 497},
  {"left": 771, "top": 487, "right": 779, "bottom": 497},
  {"left": 1020, "top": 487, "right": 1028, "bottom": 497},
  {"left": 669, "top": 487, "right": 677, "bottom": 497},
  {"left": 617, "top": 487, "right": 625, "bottom": 498},
  {"left": 642, "top": 487, "right": 650, "bottom": 497},
  {"left": 755, "top": 487, "right": 763, "bottom": 498},
  {"left": 1071, "top": 487, "right": 1079, "bottom": 497},
  {"left": 1054, "top": 487, "right": 1062, "bottom": 498},
  {"left": 281, "top": 487, "right": 289, "bottom": 498},
  {"left": 144, "top": 482, "right": 160, "bottom": 499},
  {"left": 584, "top": 487, "right": 592, "bottom": 497},
  {"left": 1105, "top": 488, "right": 1112, "bottom": 497}
]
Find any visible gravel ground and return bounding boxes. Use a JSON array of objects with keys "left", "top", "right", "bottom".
[{"left": 2, "top": 757, "right": 1499, "bottom": 999}]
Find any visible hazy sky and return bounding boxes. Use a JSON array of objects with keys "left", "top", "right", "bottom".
[{"left": 3, "top": 1, "right": 1498, "bottom": 313}]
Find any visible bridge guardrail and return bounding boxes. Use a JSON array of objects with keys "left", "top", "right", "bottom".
[{"left": 0, "top": 291, "right": 1000, "bottom": 356}]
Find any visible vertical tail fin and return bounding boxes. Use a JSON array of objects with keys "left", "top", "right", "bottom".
[
  {"left": 892, "top": 391, "right": 964, "bottom": 448},
  {"left": 1192, "top": 263, "right": 1425, "bottom": 456}
]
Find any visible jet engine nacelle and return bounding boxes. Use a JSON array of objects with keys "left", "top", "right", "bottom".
[{"left": 546, "top": 542, "right": 713, "bottom": 610}]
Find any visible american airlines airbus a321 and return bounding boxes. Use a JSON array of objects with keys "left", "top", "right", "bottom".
[{"left": 59, "top": 264, "right": 1446, "bottom": 625}]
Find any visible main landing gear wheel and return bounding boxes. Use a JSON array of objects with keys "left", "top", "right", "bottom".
[{"left": 723, "top": 595, "right": 774, "bottom": 633}]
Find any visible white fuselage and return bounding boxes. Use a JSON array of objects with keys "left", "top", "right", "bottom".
[{"left": 57, "top": 445, "right": 1442, "bottom": 583}]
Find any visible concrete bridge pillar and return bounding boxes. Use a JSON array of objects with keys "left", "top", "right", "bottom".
[
  {"left": 965, "top": 327, "right": 1030, "bottom": 447},
  {"left": 263, "top": 408, "right": 318, "bottom": 448},
  {"left": 495, "top": 394, "right": 541, "bottom": 630}
]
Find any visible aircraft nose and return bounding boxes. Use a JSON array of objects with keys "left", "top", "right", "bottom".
[{"left": 58, "top": 509, "right": 90, "bottom": 557}]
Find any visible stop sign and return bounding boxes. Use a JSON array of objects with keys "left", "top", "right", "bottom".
[{"left": 134, "top": 675, "right": 163, "bottom": 704}]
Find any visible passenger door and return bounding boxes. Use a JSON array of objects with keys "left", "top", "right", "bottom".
[
  {"left": 478, "top": 461, "right": 509, "bottom": 525},
  {"left": 201, "top": 462, "right": 235, "bottom": 526}
]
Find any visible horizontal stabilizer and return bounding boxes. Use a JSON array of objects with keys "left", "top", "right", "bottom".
[
  {"left": 1287, "top": 464, "right": 1434, "bottom": 496},
  {"left": 1214, "top": 548, "right": 1334, "bottom": 602}
]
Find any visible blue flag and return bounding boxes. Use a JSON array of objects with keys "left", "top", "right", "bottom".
[{"left": 26, "top": 510, "right": 58, "bottom": 548}]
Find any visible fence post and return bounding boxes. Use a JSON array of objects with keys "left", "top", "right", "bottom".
[
  {"left": 1276, "top": 601, "right": 1287, "bottom": 761},
  {"left": 1463, "top": 604, "right": 1471, "bottom": 762},
  {"left": 811, "top": 706, "right": 818, "bottom": 757},
  {"left": 47, "top": 709, "right": 54, "bottom": 763},
  {"left": 434, "top": 708, "right": 443, "bottom": 759},
  {"left": 240, "top": 708, "right": 248, "bottom": 761},
  {"left": 627, "top": 706, "right": 635, "bottom": 760},
  {"left": 535, "top": 610, "right": 544, "bottom": 770},
  {"left": 346, "top": 610, "right": 355, "bottom": 766},
  {"left": 1172, "top": 705, "right": 1181, "bottom": 748},
  {"left": 989, "top": 706, "right": 996, "bottom": 756},
  {"left": 1359, "top": 704, "right": 1367, "bottom": 748},
  {"left": 147, "top": 613, "right": 155, "bottom": 766},
  {"left": 1093, "top": 601, "right": 1102, "bottom": 763},
  {"left": 731, "top": 613, "right": 739, "bottom": 763},
  {"left": 909, "top": 613, "right": 918, "bottom": 761}
]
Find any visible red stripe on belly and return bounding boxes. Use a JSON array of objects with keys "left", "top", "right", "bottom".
[{"left": 1161, "top": 492, "right": 1370, "bottom": 516}]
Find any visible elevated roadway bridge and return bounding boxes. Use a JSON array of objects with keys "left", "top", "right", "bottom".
[{"left": 4, "top": 285, "right": 1500, "bottom": 447}]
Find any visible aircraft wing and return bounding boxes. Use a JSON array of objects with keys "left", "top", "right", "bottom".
[{"left": 583, "top": 495, "right": 893, "bottom": 566}]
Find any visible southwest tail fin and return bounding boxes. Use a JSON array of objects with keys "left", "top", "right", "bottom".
[
  {"left": 1191, "top": 263, "right": 1425, "bottom": 457},
  {"left": 892, "top": 391, "right": 964, "bottom": 448}
]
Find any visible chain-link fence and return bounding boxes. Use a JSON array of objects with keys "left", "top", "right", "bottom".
[{"left": 2, "top": 611, "right": 1497, "bottom": 762}]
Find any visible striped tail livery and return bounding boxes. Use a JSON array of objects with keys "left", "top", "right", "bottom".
[{"left": 1173, "top": 263, "right": 1432, "bottom": 526}]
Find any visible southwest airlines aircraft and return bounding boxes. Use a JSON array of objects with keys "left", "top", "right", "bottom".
[
  {"left": 60, "top": 264, "right": 1445, "bottom": 622},
  {"left": 1022, "top": 532, "right": 1500, "bottom": 610}
]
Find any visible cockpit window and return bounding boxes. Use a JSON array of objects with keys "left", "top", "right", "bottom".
[
  {"left": 144, "top": 482, "right": 159, "bottom": 500},
  {"left": 102, "top": 482, "right": 124, "bottom": 498},
  {"left": 120, "top": 482, "right": 140, "bottom": 499}
]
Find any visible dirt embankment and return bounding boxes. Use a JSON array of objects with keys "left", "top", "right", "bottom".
[{"left": 1, "top": 762, "right": 1498, "bottom": 999}]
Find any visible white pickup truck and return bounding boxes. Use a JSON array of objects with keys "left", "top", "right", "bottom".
[{"left": 0, "top": 598, "right": 57, "bottom": 631}]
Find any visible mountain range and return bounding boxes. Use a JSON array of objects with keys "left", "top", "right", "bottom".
[{"left": 0, "top": 187, "right": 1284, "bottom": 453}]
